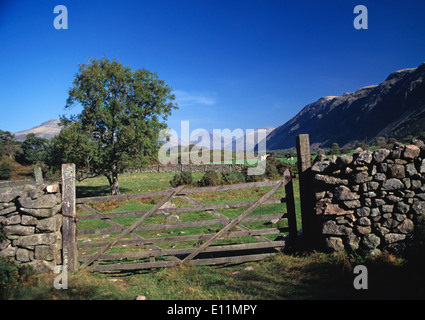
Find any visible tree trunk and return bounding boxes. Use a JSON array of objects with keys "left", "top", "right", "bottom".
[{"left": 107, "top": 173, "right": 120, "bottom": 195}]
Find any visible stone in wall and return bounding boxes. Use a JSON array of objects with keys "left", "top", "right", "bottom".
[
  {"left": 0, "top": 184, "right": 62, "bottom": 273},
  {"left": 312, "top": 140, "right": 425, "bottom": 255}
]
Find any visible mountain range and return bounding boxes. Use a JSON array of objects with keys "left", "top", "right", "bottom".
[
  {"left": 13, "top": 118, "right": 273, "bottom": 152},
  {"left": 160, "top": 126, "right": 274, "bottom": 152},
  {"left": 266, "top": 61, "right": 425, "bottom": 149},
  {"left": 12, "top": 62, "right": 425, "bottom": 151}
]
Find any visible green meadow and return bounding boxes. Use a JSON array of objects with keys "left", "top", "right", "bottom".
[{"left": 2, "top": 170, "right": 425, "bottom": 300}]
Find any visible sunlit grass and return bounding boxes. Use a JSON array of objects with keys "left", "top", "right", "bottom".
[
  {"left": 75, "top": 172, "right": 300, "bottom": 263},
  {"left": 6, "top": 250, "right": 425, "bottom": 300}
]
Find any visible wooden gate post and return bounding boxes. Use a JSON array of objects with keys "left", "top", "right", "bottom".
[
  {"left": 62, "top": 163, "right": 78, "bottom": 272},
  {"left": 296, "top": 134, "right": 315, "bottom": 247},
  {"left": 284, "top": 175, "right": 298, "bottom": 241}
]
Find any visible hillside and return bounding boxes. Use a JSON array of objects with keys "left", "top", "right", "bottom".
[
  {"left": 266, "top": 62, "right": 425, "bottom": 149},
  {"left": 14, "top": 119, "right": 61, "bottom": 141}
]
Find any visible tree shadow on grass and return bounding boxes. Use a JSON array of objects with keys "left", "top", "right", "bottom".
[{"left": 76, "top": 185, "right": 132, "bottom": 198}]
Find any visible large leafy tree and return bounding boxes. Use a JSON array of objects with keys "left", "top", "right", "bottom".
[
  {"left": 55, "top": 57, "right": 177, "bottom": 195},
  {"left": 21, "top": 133, "right": 49, "bottom": 164}
]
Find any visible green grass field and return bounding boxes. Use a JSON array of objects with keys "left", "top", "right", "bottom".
[
  {"left": 75, "top": 172, "right": 301, "bottom": 267},
  {"left": 2, "top": 170, "right": 425, "bottom": 300}
]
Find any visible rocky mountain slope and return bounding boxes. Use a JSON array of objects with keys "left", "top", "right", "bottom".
[
  {"left": 266, "top": 62, "right": 425, "bottom": 150},
  {"left": 14, "top": 119, "right": 61, "bottom": 141}
]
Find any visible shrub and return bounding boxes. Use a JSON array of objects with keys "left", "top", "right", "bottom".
[
  {"left": 0, "top": 258, "right": 18, "bottom": 299},
  {"left": 198, "top": 171, "right": 222, "bottom": 187},
  {"left": 170, "top": 171, "right": 193, "bottom": 187},
  {"left": 0, "top": 258, "right": 34, "bottom": 299},
  {"left": 266, "top": 156, "right": 293, "bottom": 176},
  {"left": 221, "top": 171, "right": 246, "bottom": 185},
  {"left": 327, "top": 142, "right": 341, "bottom": 155},
  {"left": 243, "top": 165, "right": 264, "bottom": 182},
  {"left": 244, "top": 156, "right": 293, "bottom": 182},
  {"left": 0, "top": 162, "right": 13, "bottom": 180},
  {"left": 264, "top": 161, "right": 279, "bottom": 180}
]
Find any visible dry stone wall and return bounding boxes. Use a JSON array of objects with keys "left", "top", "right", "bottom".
[
  {"left": 125, "top": 163, "right": 246, "bottom": 174},
  {"left": 0, "top": 184, "right": 62, "bottom": 273},
  {"left": 312, "top": 141, "right": 425, "bottom": 255}
]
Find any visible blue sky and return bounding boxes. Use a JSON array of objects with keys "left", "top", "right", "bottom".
[{"left": 1, "top": 0, "right": 425, "bottom": 138}]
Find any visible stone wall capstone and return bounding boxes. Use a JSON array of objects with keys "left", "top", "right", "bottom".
[
  {"left": 0, "top": 184, "right": 62, "bottom": 273},
  {"left": 312, "top": 141, "right": 425, "bottom": 255}
]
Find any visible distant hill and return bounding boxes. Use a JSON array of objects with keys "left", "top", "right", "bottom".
[
  {"left": 266, "top": 62, "right": 425, "bottom": 150},
  {"left": 14, "top": 119, "right": 61, "bottom": 141},
  {"left": 224, "top": 126, "right": 275, "bottom": 152},
  {"left": 14, "top": 120, "right": 273, "bottom": 153},
  {"left": 161, "top": 127, "right": 274, "bottom": 152},
  {"left": 189, "top": 129, "right": 234, "bottom": 150}
]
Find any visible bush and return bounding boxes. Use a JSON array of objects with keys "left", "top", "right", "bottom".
[
  {"left": 221, "top": 171, "right": 246, "bottom": 185},
  {"left": 243, "top": 165, "right": 263, "bottom": 182},
  {"left": 198, "top": 171, "right": 222, "bottom": 187},
  {"left": 244, "top": 157, "right": 293, "bottom": 182},
  {"left": 327, "top": 142, "right": 341, "bottom": 155},
  {"left": 170, "top": 171, "right": 193, "bottom": 187},
  {"left": 0, "top": 162, "right": 13, "bottom": 180},
  {"left": 264, "top": 161, "right": 279, "bottom": 180},
  {"left": 0, "top": 258, "right": 34, "bottom": 299},
  {"left": 0, "top": 258, "right": 18, "bottom": 299},
  {"left": 266, "top": 156, "right": 293, "bottom": 176}
]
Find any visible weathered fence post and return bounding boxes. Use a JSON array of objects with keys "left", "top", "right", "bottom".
[
  {"left": 296, "top": 134, "right": 315, "bottom": 247},
  {"left": 62, "top": 163, "right": 78, "bottom": 272},
  {"left": 34, "top": 166, "right": 44, "bottom": 185}
]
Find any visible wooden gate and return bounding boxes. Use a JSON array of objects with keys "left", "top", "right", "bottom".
[{"left": 62, "top": 166, "right": 298, "bottom": 272}]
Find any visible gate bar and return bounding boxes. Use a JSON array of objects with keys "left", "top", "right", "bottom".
[
  {"left": 80, "top": 184, "right": 186, "bottom": 269},
  {"left": 182, "top": 176, "right": 289, "bottom": 263}
]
